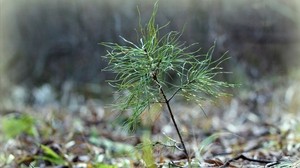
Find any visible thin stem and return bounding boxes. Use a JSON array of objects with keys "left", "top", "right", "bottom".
[
  {"left": 161, "top": 87, "right": 190, "bottom": 161},
  {"left": 153, "top": 76, "right": 190, "bottom": 161},
  {"left": 168, "top": 87, "right": 182, "bottom": 102}
]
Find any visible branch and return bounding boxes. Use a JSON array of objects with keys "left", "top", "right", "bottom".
[
  {"left": 168, "top": 87, "right": 182, "bottom": 102},
  {"left": 220, "top": 154, "right": 280, "bottom": 168}
]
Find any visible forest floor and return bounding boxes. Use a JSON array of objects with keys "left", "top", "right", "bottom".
[{"left": 1, "top": 76, "right": 300, "bottom": 167}]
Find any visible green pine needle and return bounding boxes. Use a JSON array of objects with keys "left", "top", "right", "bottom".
[{"left": 101, "top": 2, "right": 233, "bottom": 130}]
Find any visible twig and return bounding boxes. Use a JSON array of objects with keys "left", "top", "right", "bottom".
[
  {"left": 168, "top": 88, "right": 182, "bottom": 102},
  {"left": 219, "top": 154, "right": 280, "bottom": 168}
]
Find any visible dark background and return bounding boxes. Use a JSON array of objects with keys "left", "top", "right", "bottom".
[{"left": 1, "top": 0, "right": 300, "bottom": 106}]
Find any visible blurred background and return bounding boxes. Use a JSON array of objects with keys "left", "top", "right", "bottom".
[{"left": 1, "top": 0, "right": 300, "bottom": 109}]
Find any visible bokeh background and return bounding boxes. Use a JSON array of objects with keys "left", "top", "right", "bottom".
[{"left": 1, "top": 0, "right": 300, "bottom": 108}]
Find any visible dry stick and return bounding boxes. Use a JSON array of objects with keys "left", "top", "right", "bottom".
[{"left": 219, "top": 154, "right": 280, "bottom": 168}]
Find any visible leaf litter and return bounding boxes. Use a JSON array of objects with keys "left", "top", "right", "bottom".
[{"left": 0, "top": 78, "right": 300, "bottom": 167}]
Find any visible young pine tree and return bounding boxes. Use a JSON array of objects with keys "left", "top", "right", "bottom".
[{"left": 102, "top": 2, "right": 233, "bottom": 162}]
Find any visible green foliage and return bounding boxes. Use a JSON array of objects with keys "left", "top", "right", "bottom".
[
  {"left": 102, "top": 2, "right": 233, "bottom": 130},
  {"left": 93, "top": 163, "right": 118, "bottom": 168},
  {"left": 1, "top": 114, "right": 38, "bottom": 139},
  {"left": 140, "top": 132, "right": 156, "bottom": 168},
  {"left": 34, "top": 144, "right": 67, "bottom": 165}
]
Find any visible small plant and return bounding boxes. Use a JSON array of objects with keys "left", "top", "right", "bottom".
[
  {"left": 1, "top": 113, "right": 38, "bottom": 139},
  {"left": 102, "top": 2, "right": 233, "bottom": 162}
]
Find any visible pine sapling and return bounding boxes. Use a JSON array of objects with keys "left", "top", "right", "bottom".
[{"left": 102, "top": 2, "right": 233, "bottom": 162}]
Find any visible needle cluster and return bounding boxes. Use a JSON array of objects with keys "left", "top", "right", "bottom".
[{"left": 102, "top": 2, "right": 233, "bottom": 131}]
